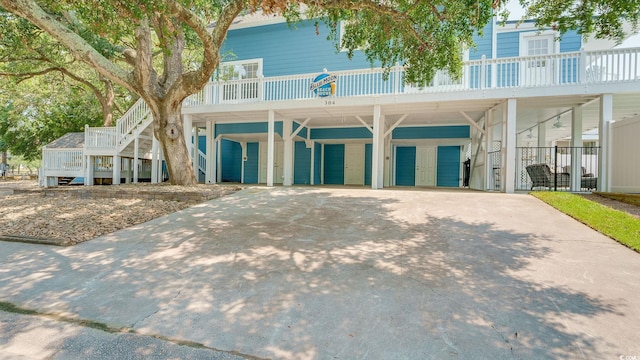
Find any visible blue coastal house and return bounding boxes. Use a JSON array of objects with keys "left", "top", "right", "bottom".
[{"left": 41, "top": 13, "right": 640, "bottom": 192}]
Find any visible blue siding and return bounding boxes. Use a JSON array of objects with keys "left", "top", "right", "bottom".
[
  {"left": 314, "top": 142, "right": 322, "bottom": 184},
  {"left": 469, "top": 20, "right": 493, "bottom": 60},
  {"left": 221, "top": 139, "right": 242, "bottom": 182},
  {"left": 559, "top": 30, "right": 582, "bottom": 52},
  {"left": 311, "top": 127, "right": 373, "bottom": 140},
  {"left": 197, "top": 135, "right": 206, "bottom": 153},
  {"left": 395, "top": 147, "right": 416, "bottom": 186},
  {"left": 393, "top": 126, "right": 470, "bottom": 139},
  {"left": 364, "top": 143, "right": 372, "bottom": 186},
  {"left": 215, "top": 122, "right": 283, "bottom": 137},
  {"left": 437, "top": 146, "right": 461, "bottom": 187},
  {"left": 497, "top": 32, "right": 520, "bottom": 58},
  {"left": 294, "top": 141, "right": 311, "bottom": 184},
  {"left": 244, "top": 142, "right": 259, "bottom": 183},
  {"left": 323, "top": 144, "right": 345, "bottom": 185},
  {"left": 223, "top": 20, "right": 372, "bottom": 77}
]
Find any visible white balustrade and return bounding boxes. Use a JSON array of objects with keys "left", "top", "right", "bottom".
[
  {"left": 197, "top": 149, "right": 206, "bottom": 173},
  {"left": 85, "top": 126, "right": 117, "bottom": 149},
  {"left": 41, "top": 149, "right": 84, "bottom": 172},
  {"left": 117, "top": 98, "right": 150, "bottom": 144},
  {"left": 183, "top": 47, "right": 640, "bottom": 107}
]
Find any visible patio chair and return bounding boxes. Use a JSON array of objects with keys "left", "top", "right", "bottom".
[
  {"left": 560, "top": 166, "right": 598, "bottom": 190},
  {"left": 525, "top": 164, "right": 570, "bottom": 190}
]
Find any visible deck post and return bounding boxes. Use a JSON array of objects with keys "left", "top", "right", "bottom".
[
  {"left": 598, "top": 94, "right": 613, "bottom": 192},
  {"left": 151, "top": 137, "right": 159, "bottom": 183},
  {"left": 85, "top": 156, "right": 94, "bottom": 186},
  {"left": 283, "top": 119, "right": 293, "bottom": 186},
  {"left": 113, "top": 155, "right": 121, "bottom": 185},
  {"left": 503, "top": 99, "right": 517, "bottom": 193},
  {"left": 537, "top": 121, "right": 546, "bottom": 163},
  {"left": 206, "top": 121, "right": 216, "bottom": 184},
  {"left": 372, "top": 105, "right": 385, "bottom": 189},
  {"left": 267, "top": 110, "right": 275, "bottom": 187},
  {"left": 570, "top": 106, "right": 583, "bottom": 191},
  {"left": 484, "top": 109, "right": 494, "bottom": 191},
  {"left": 133, "top": 137, "right": 139, "bottom": 183}
]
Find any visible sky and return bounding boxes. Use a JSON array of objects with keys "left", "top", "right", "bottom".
[{"left": 504, "top": 1, "right": 640, "bottom": 48}]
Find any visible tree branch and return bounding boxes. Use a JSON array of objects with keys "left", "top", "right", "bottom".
[{"left": 0, "top": 0, "right": 134, "bottom": 93}]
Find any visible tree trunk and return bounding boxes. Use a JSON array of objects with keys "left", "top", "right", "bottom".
[{"left": 151, "top": 99, "right": 197, "bottom": 186}]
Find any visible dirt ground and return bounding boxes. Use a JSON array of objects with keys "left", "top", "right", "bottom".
[{"left": 0, "top": 180, "right": 238, "bottom": 245}]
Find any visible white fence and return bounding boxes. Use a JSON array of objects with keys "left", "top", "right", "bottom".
[
  {"left": 611, "top": 115, "right": 640, "bottom": 192},
  {"left": 85, "top": 126, "right": 117, "bottom": 150},
  {"left": 41, "top": 148, "right": 84, "bottom": 177}
]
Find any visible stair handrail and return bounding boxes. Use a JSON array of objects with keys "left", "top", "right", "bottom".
[
  {"left": 197, "top": 149, "right": 206, "bottom": 173},
  {"left": 117, "top": 98, "right": 150, "bottom": 144}
]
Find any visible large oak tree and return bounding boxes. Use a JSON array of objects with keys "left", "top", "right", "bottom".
[{"left": 0, "top": 0, "right": 637, "bottom": 185}]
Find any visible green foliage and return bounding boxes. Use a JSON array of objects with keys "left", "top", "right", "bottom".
[
  {"left": 311, "top": 0, "right": 496, "bottom": 85},
  {"left": 532, "top": 192, "right": 640, "bottom": 252},
  {"left": 506, "top": 0, "right": 640, "bottom": 43},
  {"left": 0, "top": 76, "right": 102, "bottom": 160}
]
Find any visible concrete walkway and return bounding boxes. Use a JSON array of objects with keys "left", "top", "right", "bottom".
[{"left": 1, "top": 187, "right": 639, "bottom": 359}]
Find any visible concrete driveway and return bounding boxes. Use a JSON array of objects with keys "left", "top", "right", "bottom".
[{"left": 1, "top": 187, "right": 639, "bottom": 359}]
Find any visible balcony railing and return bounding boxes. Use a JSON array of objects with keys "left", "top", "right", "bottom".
[
  {"left": 41, "top": 149, "right": 84, "bottom": 173},
  {"left": 185, "top": 47, "right": 640, "bottom": 107},
  {"left": 85, "top": 126, "right": 117, "bottom": 150}
]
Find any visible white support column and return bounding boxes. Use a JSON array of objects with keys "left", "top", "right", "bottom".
[
  {"left": 113, "top": 155, "right": 121, "bottom": 185},
  {"left": 599, "top": 94, "right": 613, "bottom": 192},
  {"left": 485, "top": 109, "right": 494, "bottom": 191},
  {"left": 267, "top": 110, "right": 275, "bottom": 187},
  {"left": 183, "top": 115, "right": 193, "bottom": 157},
  {"left": 240, "top": 141, "right": 247, "bottom": 184},
  {"left": 320, "top": 144, "right": 325, "bottom": 184},
  {"left": 570, "top": 106, "right": 583, "bottom": 191},
  {"left": 384, "top": 131, "right": 392, "bottom": 187},
  {"left": 537, "top": 121, "right": 547, "bottom": 162},
  {"left": 133, "top": 137, "right": 139, "bottom": 183},
  {"left": 283, "top": 119, "right": 294, "bottom": 186},
  {"left": 216, "top": 136, "right": 222, "bottom": 183},
  {"left": 310, "top": 140, "right": 315, "bottom": 185},
  {"left": 504, "top": 99, "right": 517, "bottom": 193},
  {"left": 206, "top": 121, "right": 216, "bottom": 184},
  {"left": 371, "top": 105, "right": 385, "bottom": 189},
  {"left": 124, "top": 159, "right": 130, "bottom": 184},
  {"left": 151, "top": 137, "right": 159, "bottom": 183},
  {"left": 85, "top": 156, "right": 94, "bottom": 186},
  {"left": 192, "top": 126, "right": 198, "bottom": 179}
]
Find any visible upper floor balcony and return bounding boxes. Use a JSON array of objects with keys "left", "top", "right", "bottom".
[{"left": 183, "top": 47, "right": 640, "bottom": 109}]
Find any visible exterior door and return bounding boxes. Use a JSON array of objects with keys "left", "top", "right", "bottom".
[
  {"left": 415, "top": 146, "right": 436, "bottom": 186},
  {"left": 344, "top": 144, "right": 365, "bottom": 185},
  {"left": 259, "top": 142, "right": 284, "bottom": 184},
  {"left": 521, "top": 34, "right": 555, "bottom": 86},
  {"left": 218, "top": 60, "right": 261, "bottom": 103}
]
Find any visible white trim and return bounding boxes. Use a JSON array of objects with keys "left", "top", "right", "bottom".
[
  {"left": 219, "top": 58, "right": 263, "bottom": 78},
  {"left": 519, "top": 30, "right": 559, "bottom": 57}
]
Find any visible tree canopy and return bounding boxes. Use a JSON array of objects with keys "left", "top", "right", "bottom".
[{"left": 0, "top": 0, "right": 637, "bottom": 184}]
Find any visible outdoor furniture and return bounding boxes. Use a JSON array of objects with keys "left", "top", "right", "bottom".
[
  {"left": 560, "top": 165, "right": 598, "bottom": 190},
  {"left": 525, "top": 164, "right": 570, "bottom": 190}
]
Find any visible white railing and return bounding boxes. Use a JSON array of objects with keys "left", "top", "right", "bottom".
[
  {"left": 184, "top": 47, "right": 640, "bottom": 107},
  {"left": 41, "top": 148, "right": 84, "bottom": 173},
  {"left": 117, "top": 98, "right": 150, "bottom": 142},
  {"left": 197, "top": 149, "right": 206, "bottom": 173},
  {"left": 85, "top": 125, "right": 116, "bottom": 149}
]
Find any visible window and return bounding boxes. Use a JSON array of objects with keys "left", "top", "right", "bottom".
[{"left": 217, "top": 59, "right": 262, "bottom": 102}]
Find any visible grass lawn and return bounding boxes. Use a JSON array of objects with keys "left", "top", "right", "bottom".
[{"left": 531, "top": 192, "right": 640, "bottom": 253}]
